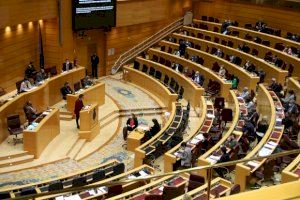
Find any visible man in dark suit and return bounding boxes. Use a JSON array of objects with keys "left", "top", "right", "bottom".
[
  {"left": 74, "top": 94, "right": 84, "bottom": 129},
  {"left": 60, "top": 82, "right": 73, "bottom": 100},
  {"left": 25, "top": 61, "right": 37, "bottom": 78},
  {"left": 23, "top": 101, "right": 40, "bottom": 123},
  {"left": 62, "top": 59, "right": 73, "bottom": 72},
  {"left": 91, "top": 53, "right": 99, "bottom": 78}
]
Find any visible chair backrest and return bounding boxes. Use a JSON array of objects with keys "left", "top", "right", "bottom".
[
  {"left": 107, "top": 185, "right": 123, "bottom": 198},
  {"left": 214, "top": 97, "right": 225, "bottom": 109},
  {"left": 145, "top": 194, "right": 163, "bottom": 200},
  {"left": 20, "top": 187, "right": 37, "bottom": 196},
  {"left": 92, "top": 170, "right": 106, "bottom": 183},
  {"left": 112, "top": 163, "right": 125, "bottom": 176},
  {"left": 142, "top": 64, "right": 148, "bottom": 73},
  {"left": 221, "top": 108, "right": 233, "bottom": 122},
  {"left": 163, "top": 184, "right": 185, "bottom": 200},
  {"left": 133, "top": 60, "right": 140, "bottom": 70},
  {"left": 72, "top": 176, "right": 87, "bottom": 187},
  {"left": 7, "top": 115, "right": 21, "bottom": 130},
  {"left": 48, "top": 181, "right": 63, "bottom": 192},
  {"left": 189, "top": 173, "right": 205, "bottom": 183},
  {"left": 0, "top": 192, "right": 11, "bottom": 199}
]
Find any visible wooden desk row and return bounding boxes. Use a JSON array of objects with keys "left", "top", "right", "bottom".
[
  {"left": 146, "top": 47, "right": 231, "bottom": 98},
  {"left": 109, "top": 175, "right": 188, "bottom": 200},
  {"left": 193, "top": 19, "right": 300, "bottom": 50},
  {"left": 169, "top": 32, "right": 288, "bottom": 85},
  {"left": 159, "top": 39, "right": 260, "bottom": 92},
  {"left": 281, "top": 154, "right": 300, "bottom": 183},
  {"left": 235, "top": 84, "right": 283, "bottom": 191},
  {"left": 0, "top": 67, "right": 85, "bottom": 142},
  {"left": 135, "top": 56, "right": 204, "bottom": 108},
  {"left": 181, "top": 25, "right": 300, "bottom": 77},
  {"left": 198, "top": 90, "right": 240, "bottom": 180},
  {"left": 164, "top": 97, "right": 214, "bottom": 172},
  {"left": 42, "top": 165, "right": 155, "bottom": 200},
  {"left": 173, "top": 177, "right": 232, "bottom": 200},
  {"left": 124, "top": 66, "right": 177, "bottom": 111},
  {"left": 0, "top": 160, "right": 119, "bottom": 197},
  {"left": 23, "top": 108, "right": 60, "bottom": 158}
]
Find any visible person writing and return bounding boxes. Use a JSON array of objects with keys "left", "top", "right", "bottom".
[
  {"left": 23, "top": 101, "right": 40, "bottom": 123},
  {"left": 60, "top": 82, "right": 73, "bottom": 100},
  {"left": 74, "top": 94, "right": 84, "bottom": 129},
  {"left": 19, "top": 78, "right": 33, "bottom": 93}
]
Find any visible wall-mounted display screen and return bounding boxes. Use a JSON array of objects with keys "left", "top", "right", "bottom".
[{"left": 72, "top": 0, "right": 116, "bottom": 31}]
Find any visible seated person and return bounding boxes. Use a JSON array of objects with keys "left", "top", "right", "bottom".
[
  {"left": 231, "top": 76, "right": 239, "bottom": 89},
  {"left": 247, "top": 107, "right": 259, "bottom": 126},
  {"left": 35, "top": 68, "right": 48, "bottom": 84},
  {"left": 178, "top": 142, "right": 192, "bottom": 169},
  {"left": 123, "top": 113, "right": 138, "bottom": 140},
  {"left": 245, "top": 97, "right": 255, "bottom": 110},
  {"left": 172, "top": 63, "right": 183, "bottom": 73},
  {"left": 215, "top": 146, "right": 230, "bottom": 177},
  {"left": 281, "top": 90, "right": 296, "bottom": 106},
  {"left": 62, "top": 59, "right": 73, "bottom": 71},
  {"left": 218, "top": 66, "right": 226, "bottom": 78},
  {"left": 240, "top": 87, "right": 250, "bottom": 100},
  {"left": 192, "top": 71, "right": 204, "bottom": 86},
  {"left": 23, "top": 101, "right": 40, "bottom": 123},
  {"left": 268, "top": 78, "right": 283, "bottom": 95},
  {"left": 229, "top": 55, "right": 236, "bottom": 64},
  {"left": 224, "top": 135, "right": 238, "bottom": 149},
  {"left": 25, "top": 61, "right": 37, "bottom": 78},
  {"left": 149, "top": 118, "right": 161, "bottom": 137},
  {"left": 286, "top": 99, "right": 299, "bottom": 115},
  {"left": 81, "top": 76, "right": 93, "bottom": 88},
  {"left": 242, "top": 119, "right": 256, "bottom": 142},
  {"left": 60, "top": 82, "right": 73, "bottom": 100},
  {"left": 214, "top": 49, "right": 223, "bottom": 58},
  {"left": 19, "top": 78, "right": 33, "bottom": 93},
  {"left": 256, "top": 116, "right": 269, "bottom": 142}
]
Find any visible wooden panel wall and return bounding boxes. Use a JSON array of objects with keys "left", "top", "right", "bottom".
[
  {"left": 0, "top": 23, "right": 39, "bottom": 91},
  {"left": 193, "top": 0, "right": 300, "bottom": 34},
  {"left": 0, "top": 0, "right": 57, "bottom": 29}
]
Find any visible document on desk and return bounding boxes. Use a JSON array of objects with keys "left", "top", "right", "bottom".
[
  {"left": 195, "top": 134, "right": 204, "bottom": 141},
  {"left": 206, "top": 157, "right": 217, "bottom": 164},
  {"left": 247, "top": 161, "right": 259, "bottom": 168},
  {"left": 190, "top": 138, "right": 200, "bottom": 145},
  {"left": 258, "top": 147, "right": 273, "bottom": 157},
  {"left": 206, "top": 113, "right": 215, "bottom": 119},
  {"left": 139, "top": 170, "right": 149, "bottom": 177}
]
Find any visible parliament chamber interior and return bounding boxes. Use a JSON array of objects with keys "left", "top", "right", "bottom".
[{"left": 0, "top": 0, "right": 299, "bottom": 199}]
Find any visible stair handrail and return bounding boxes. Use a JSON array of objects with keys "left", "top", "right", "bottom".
[{"left": 111, "top": 17, "right": 184, "bottom": 74}]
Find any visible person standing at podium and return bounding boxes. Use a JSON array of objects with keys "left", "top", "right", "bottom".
[{"left": 74, "top": 94, "right": 84, "bottom": 129}]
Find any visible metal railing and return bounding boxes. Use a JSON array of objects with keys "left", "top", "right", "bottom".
[
  {"left": 110, "top": 17, "right": 184, "bottom": 75},
  {"left": 12, "top": 149, "right": 300, "bottom": 200}
]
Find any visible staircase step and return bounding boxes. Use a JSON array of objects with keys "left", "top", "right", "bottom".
[
  {"left": 60, "top": 111, "right": 73, "bottom": 115},
  {"left": 100, "top": 112, "right": 120, "bottom": 128},
  {"left": 67, "top": 139, "right": 86, "bottom": 160},
  {"left": 0, "top": 155, "right": 34, "bottom": 168},
  {"left": 0, "top": 151, "right": 28, "bottom": 161},
  {"left": 60, "top": 114, "right": 73, "bottom": 121}
]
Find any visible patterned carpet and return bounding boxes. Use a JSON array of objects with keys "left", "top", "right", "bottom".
[{"left": 0, "top": 77, "right": 163, "bottom": 189}]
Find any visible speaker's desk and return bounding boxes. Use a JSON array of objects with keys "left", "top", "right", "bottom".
[
  {"left": 66, "top": 83, "right": 105, "bottom": 112},
  {"left": 127, "top": 126, "right": 149, "bottom": 152},
  {"left": 23, "top": 108, "right": 60, "bottom": 158},
  {"left": 0, "top": 67, "right": 85, "bottom": 143},
  {"left": 78, "top": 103, "right": 100, "bottom": 141}
]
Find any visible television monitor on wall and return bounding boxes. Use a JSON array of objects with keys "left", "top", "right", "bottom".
[{"left": 72, "top": 0, "right": 116, "bottom": 31}]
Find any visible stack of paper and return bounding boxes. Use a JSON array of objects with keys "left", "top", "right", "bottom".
[
  {"left": 206, "top": 114, "right": 215, "bottom": 119},
  {"left": 247, "top": 161, "right": 259, "bottom": 168},
  {"left": 195, "top": 134, "right": 204, "bottom": 141},
  {"left": 258, "top": 147, "right": 273, "bottom": 157},
  {"left": 139, "top": 170, "right": 148, "bottom": 177},
  {"left": 190, "top": 138, "right": 200, "bottom": 145},
  {"left": 206, "top": 157, "right": 217, "bottom": 164}
]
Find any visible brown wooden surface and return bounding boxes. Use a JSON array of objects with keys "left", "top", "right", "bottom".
[{"left": 23, "top": 108, "right": 60, "bottom": 158}]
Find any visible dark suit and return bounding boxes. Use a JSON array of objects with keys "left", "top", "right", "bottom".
[
  {"left": 60, "top": 86, "right": 73, "bottom": 100},
  {"left": 74, "top": 99, "right": 84, "bottom": 128},
  {"left": 62, "top": 62, "right": 73, "bottom": 71},
  {"left": 91, "top": 55, "right": 99, "bottom": 78}
]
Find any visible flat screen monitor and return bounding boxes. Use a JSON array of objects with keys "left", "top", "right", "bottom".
[{"left": 72, "top": 0, "right": 116, "bottom": 30}]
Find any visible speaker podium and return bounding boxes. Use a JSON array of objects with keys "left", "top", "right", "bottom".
[{"left": 78, "top": 103, "right": 100, "bottom": 141}]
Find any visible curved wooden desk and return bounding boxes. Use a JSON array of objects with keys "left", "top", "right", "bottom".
[
  {"left": 23, "top": 108, "right": 60, "bottom": 158},
  {"left": 287, "top": 77, "right": 300, "bottom": 105},
  {"left": 159, "top": 39, "right": 260, "bottom": 92},
  {"left": 170, "top": 32, "right": 288, "bottom": 85},
  {"left": 282, "top": 154, "right": 300, "bottom": 183},
  {"left": 164, "top": 97, "right": 212, "bottom": 172},
  {"left": 182, "top": 25, "right": 300, "bottom": 77},
  {"left": 0, "top": 67, "right": 85, "bottom": 142},
  {"left": 235, "top": 84, "right": 280, "bottom": 191},
  {"left": 136, "top": 56, "right": 204, "bottom": 108},
  {"left": 197, "top": 90, "right": 240, "bottom": 179},
  {"left": 147, "top": 47, "right": 231, "bottom": 98},
  {"left": 134, "top": 102, "right": 177, "bottom": 167},
  {"left": 193, "top": 19, "right": 222, "bottom": 32},
  {"left": 123, "top": 66, "right": 177, "bottom": 110}
]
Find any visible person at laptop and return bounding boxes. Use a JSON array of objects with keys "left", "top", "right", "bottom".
[
  {"left": 74, "top": 94, "right": 84, "bottom": 129},
  {"left": 19, "top": 77, "right": 33, "bottom": 93},
  {"left": 81, "top": 76, "right": 93, "bottom": 88},
  {"left": 60, "top": 82, "right": 73, "bottom": 100},
  {"left": 62, "top": 59, "right": 73, "bottom": 72}
]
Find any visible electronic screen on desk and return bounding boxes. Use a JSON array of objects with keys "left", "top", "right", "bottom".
[{"left": 72, "top": 0, "right": 116, "bottom": 30}]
